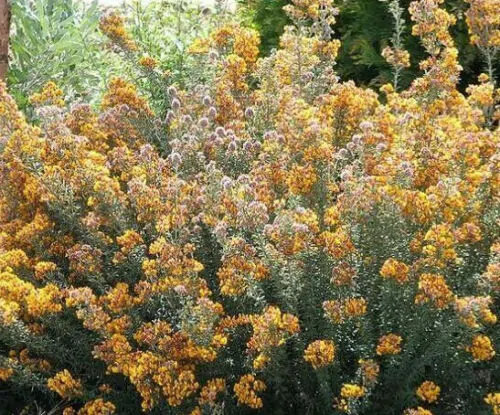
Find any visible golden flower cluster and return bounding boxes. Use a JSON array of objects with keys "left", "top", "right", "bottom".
[
  {"left": 485, "top": 392, "right": 500, "bottom": 415},
  {"left": 465, "top": 0, "right": 500, "bottom": 48},
  {"left": 47, "top": 369, "right": 83, "bottom": 399},
  {"left": 233, "top": 374, "right": 266, "bottom": 409},
  {"left": 415, "top": 273, "right": 454, "bottom": 309},
  {"left": 99, "top": 13, "right": 137, "bottom": 51},
  {"left": 380, "top": 258, "right": 411, "bottom": 283},
  {"left": 404, "top": 408, "right": 434, "bottom": 415},
  {"left": 138, "top": 56, "right": 158, "bottom": 69},
  {"left": 340, "top": 383, "right": 366, "bottom": 399},
  {"left": 78, "top": 399, "right": 116, "bottom": 415},
  {"left": 416, "top": 381, "right": 441, "bottom": 403},
  {"left": 29, "top": 81, "right": 65, "bottom": 107},
  {"left": 376, "top": 334, "right": 403, "bottom": 356},
  {"left": 382, "top": 46, "right": 411, "bottom": 69},
  {"left": 304, "top": 340, "right": 336, "bottom": 369},
  {"left": 358, "top": 359, "right": 380, "bottom": 387},
  {"left": 468, "top": 334, "right": 496, "bottom": 361}
]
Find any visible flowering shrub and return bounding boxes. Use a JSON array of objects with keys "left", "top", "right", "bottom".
[
  {"left": 9, "top": 0, "right": 224, "bottom": 112},
  {"left": 0, "top": 0, "right": 499, "bottom": 414}
]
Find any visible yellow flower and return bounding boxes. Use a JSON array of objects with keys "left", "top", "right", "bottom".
[
  {"left": 323, "top": 297, "right": 367, "bottom": 324},
  {"left": 380, "top": 258, "right": 410, "bottom": 283},
  {"left": 116, "top": 229, "right": 143, "bottom": 255},
  {"left": 319, "top": 229, "right": 356, "bottom": 259},
  {"left": 47, "top": 369, "right": 83, "bottom": 399},
  {"left": 253, "top": 353, "right": 270, "bottom": 370},
  {"left": 304, "top": 340, "right": 336, "bottom": 369},
  {"left": 247, "top": 306, "right": 300, "bottom": 353},
  {"left": 344, "top": 297, "right": 368, "bottom": 318},
  {"left": 454, "top": 296, "right": 497, "bottom": 328},
  {"left": 198, "top": 378, "right": 226, "bottom": 406},
  {"left": 340, "top": 383, "right": 366, "bottom": 399},
  {"left": 138, "top": 56, "right": 158, "bottom": 69},
  {"left": 102, "top": 77, "right": 152, "bottom": 116},
  {"left": 416, "top": 381, "right": 441, "bottom": 403},
  {"left": 34, "top": 261, "right": 57, "bottom": 280},
  {"left": 0, "top": 298, "right": 20, "bottom": 326},
  {"left": 468, "top": 334, "right": 495, "bottom": 361},
  {"left": 286, "top": 164, "right": 318, "bottom": 195},
  {"left": 29, "top": 82, "right": 64, "bottom": 107},
  {"left": 415, "top": 274, "right": 454, "bottom": 309},
  {"left": 25, "top": 284, "right": 63, "bottom": 318},
  {"left": 78, "top": 399, "right": 116, "bottom": 415},
  {"left": 234, "top": 374, "right": 266, "bottom": 409},
  {"left": 404, "top": 408, "right": 434, "bottom": 415},
  {"left": 376, "top": 333, "right": 403, "bottom": 356},
  {"left": 99, "top": 13, "right": 136, "bottom": 51},
  {"left": 187, "top": 38, "right": 211, "bottom": 54},
  {"left": 465, "top": 0, "right": 500, "bottom": 48},
  {"left": 382, "top": 46, "right": 411, "bottom": 68},
  {"left": 0, "top": 366, "right": 14, "bottom": 381},
  {"left": 485, "top": 392, "right": 500, "bottom": 415}
]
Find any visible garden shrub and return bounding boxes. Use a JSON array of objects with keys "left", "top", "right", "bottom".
[{"left": 0, "top": 0, "right": 499, "bottom": 414}]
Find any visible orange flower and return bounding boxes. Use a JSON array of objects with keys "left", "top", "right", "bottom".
[{"left": 47, "top": 370, "right": 83, "bottom": 399}]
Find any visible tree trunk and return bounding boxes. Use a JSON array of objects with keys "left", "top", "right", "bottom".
[{"left": 0, "top": 0, "right": 10, "bottom": 81}]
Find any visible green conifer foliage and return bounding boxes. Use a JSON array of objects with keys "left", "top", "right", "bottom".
[{"left": 244, "top": 0, "right": 499, "bottom": 89}]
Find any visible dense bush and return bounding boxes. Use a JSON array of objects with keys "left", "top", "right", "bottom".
[
  {"left": 8, "top": 0, "right": 222, "bottom": 112},
  {"left": 107, "top": 0, "right": 230, "bottom": 112},
  {"left": 1, "top": 0, "right": 500, "bottom": 414},
  {"left": 246, "top": 0, "right": 499, "bottom": 89},
  {"left": 8, "top": 0, "right": 116, "bottom": 110}
]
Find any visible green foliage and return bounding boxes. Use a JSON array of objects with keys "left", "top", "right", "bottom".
[
  {"left": 122, "top": 0, "right": 218, "bottom": 81},
  {"left": 336, "top": 0, "right": 496, "bottom": 89},
  {"left": 8, "top": 0, "right": 223, "bottom": 112},
  {"left": 113, "top": 0, "right": 223, "bottom": 112},
  {"left": 8, "top": 0, "right": 119, "bottom": 109},
  {"left": 240, "top": 0, "right": 290, "bottom": 54}
]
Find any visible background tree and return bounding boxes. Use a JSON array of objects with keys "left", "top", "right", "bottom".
[{"left": 0, "top": 0, "right": 10, "bottom": 80}]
